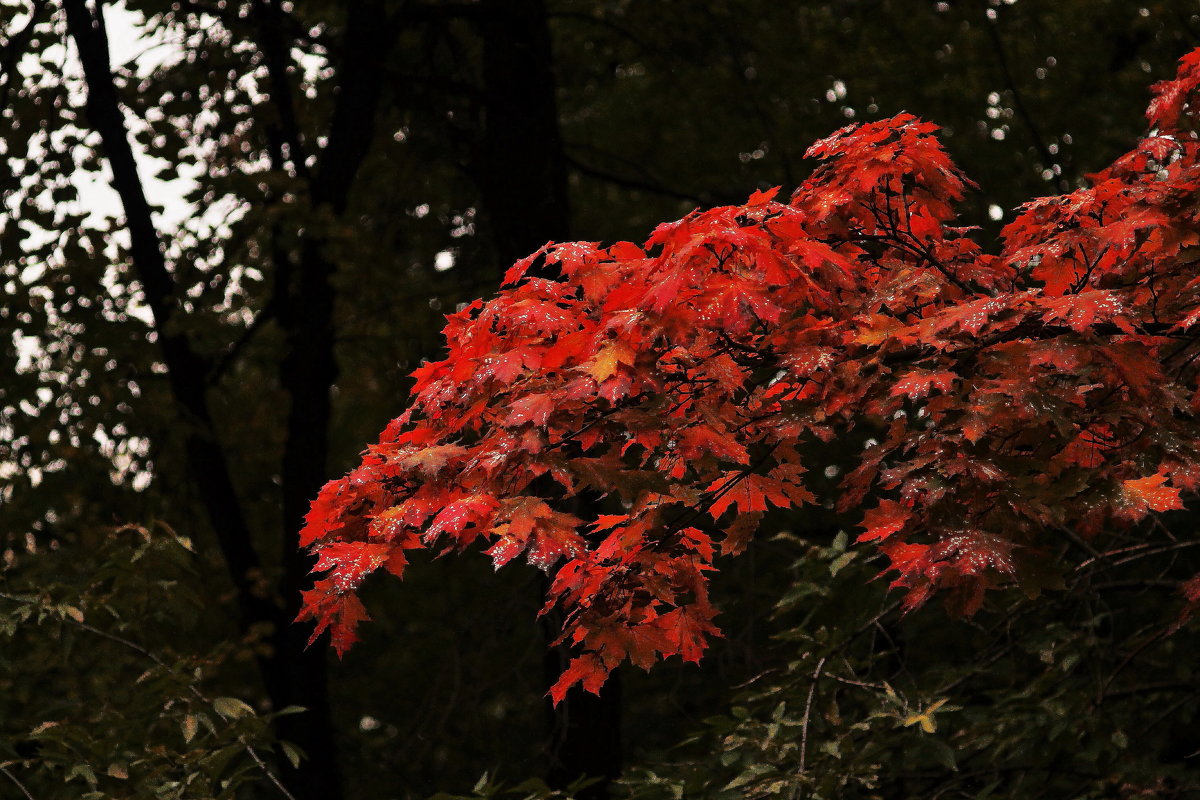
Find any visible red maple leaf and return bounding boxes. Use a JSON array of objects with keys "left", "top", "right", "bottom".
[
  {"left": 857, "top": 500, "right": 911, "bottom": 543},
  {"left": 549, "top": 653, "right": 608, "bottom": 703}
]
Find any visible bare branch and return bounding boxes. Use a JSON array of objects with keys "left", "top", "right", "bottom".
[
  {"left": 793, "top": 655, "right": 828, "bottom": 800},
  {"left": 0, "top": 765, "right": 36, "bottom": 800}
]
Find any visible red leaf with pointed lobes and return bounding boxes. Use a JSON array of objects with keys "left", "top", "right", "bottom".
[
  {"left": 607, "top": 240, "right": 644, "bottom": 260},
  {"left": 383, "top": 549, "right": 410, "bottom": 579},
  {"left": 1147, "top": 49, "right": 1200, "bottom": 132},
  {"left": 747, "top": 185, "right": 781, "bottom": 206},
  {"left": 483, "top": 347, "right": 543, "bottom": 384},
  {"left": 652, "top": 605, "right": 721, "bottom": 663},
  {"left": 678, "top": 424, "right": 749, "bottom": 465},
  {"left": 589, "top": 341, "right": 636, "bottom": 383},
  {"left": 706, "top": 470, "right": 814, "bottom": 519},
  {"left": 504, "top": 394, "right": 555, "bottom": 428},
  {"left": 486, "top": 498, "right": 586, "bottom": 572},
  {"left": 549, "top": 653, "right": 608, "bottom": 704},
  {"left": 695, "top": 352, "right": 749, "bottom": 393},
  {"left": 858, "top": 500, "right": 912, "bottom": 543},
  {"left": 424, "top": 494, "right": 500, "bottom": 546},
  {"left": 587, "top": 621, "right": 673, "bottom": 671},
  {"left": 642, "top": 266, "right": 690, "bottom": 314},
  {"left": 720, "top": 513, "right": 763, "bottom": 556},
  {"left": 890, "top": 370, "right": 957, "bottom": 400},
  {"left": 679, "top": 527, "right": 715, "bottom": 562},
  {"left": 1039, "top": 290, "right": 1135, "bottom": 333},
  {"left": 327, "top": 594, "right": 370, "bottom": 657},
  {"left": 595, "top": 520, "right": 648, "bottom": 562},
  {"left": 299, "top": 479, "right": 348, "bottom": 548},
  {"left": 960, "top": 414, "right": 988, "bottom": 444},
  {"left": 312, "top": 541, "right": 392, "bottom": 591},
  {"left": 397, "top": 444, "right": 468, "bottom": 479},
  {"left": 1084, "top": 343, "right": 1164, "bottom": 410},
  {"left": 503, "top": 242, "right": 552, "bottom": 286},
  {"left": 298, "top": 586, "right": 372, "bottom": 659}
]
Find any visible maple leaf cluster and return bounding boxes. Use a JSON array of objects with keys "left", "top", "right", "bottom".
[{"left": 298, "top": 50, "right": 1200, "bottom": 701}]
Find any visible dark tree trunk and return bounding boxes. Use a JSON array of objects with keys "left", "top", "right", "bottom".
[
  {"left": 476, "top": 0, "right": 571, "bottom": 260},
  {"left": 271, "top": 3, "right": 397, "bottom": 798},
  {"left": 476, "top": 2, "right": 623, "bottom": 795}
]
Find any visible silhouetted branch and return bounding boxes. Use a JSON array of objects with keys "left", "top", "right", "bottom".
[
  {"left": 565, "top": 153, "right": 714, "bottom": 207},
  {"left": 983, "top": 10, "right": 1062, "bottom": 188},
  {"left": 0, "top": 766, "right": 36, "bottom": 800}
]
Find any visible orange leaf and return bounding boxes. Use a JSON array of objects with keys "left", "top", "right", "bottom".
[
  {"left": 590, "top": 341, "right": 635, "bottom": 383},
  {"left": 1122, "top": 473, "right": 1184, "bottom": 513}
]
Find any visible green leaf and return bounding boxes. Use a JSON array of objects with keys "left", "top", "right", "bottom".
[
  {"left": 212, "top": 697, "right": 255, "bottom": 719},
  {"left": 829, "top": 551, "right": 858, "bottom": 576},
  {"left": 281, "top": 741, "right": 303, "bottom": 769},
  {"left": 65, "top": 762, "right": 97, "bottom": 786}
]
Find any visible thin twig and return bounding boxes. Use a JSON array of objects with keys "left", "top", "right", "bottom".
[
  {"left": 240, "top": 738, "right": 299, "bottom": 800},
  {"left": 1138, "top": 687, "right": 1200, "bottom": 737},
  {"left": 793, "top": 655, "right": 827, "bottom": 800},
  {"left": 1096, "top": 627, "right": 1169, "bottom": 708},
  {"left": 1053, "top": 525, "right": 1101, "bottom": 559},
  {"left": 821, "top": 673, "right": 887, "bottom": 691},
  {"left": 208, "top": 300, "right": 278, "bottom": 384},
  {"left": 564, "top": 152, "right": 715, "bottom": 207},
  {"left": 0, "top": 765, "right": 36, "bottom": 800}
]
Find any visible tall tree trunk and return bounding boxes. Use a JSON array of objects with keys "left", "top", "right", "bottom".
[
  {"left": 270, "top": 2, "right": 397, "bottom": 798},
  {"left": 477, "top": 0, "right": 571, "bottom": 260},
  {"left": 476, "top": 2, "right": 623, "bottom": 795}
]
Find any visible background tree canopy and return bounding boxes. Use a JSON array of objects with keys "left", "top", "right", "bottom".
[{"left": 2, "top": 1, "right": 1199, "bottom": 799}]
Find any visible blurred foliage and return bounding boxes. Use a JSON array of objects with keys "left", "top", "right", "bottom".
[{"left": 0, "top": 524, "right": 299, "bottom": 799}]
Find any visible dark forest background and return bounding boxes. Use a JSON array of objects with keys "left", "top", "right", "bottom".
[{"left": 3, "top": 2, "right": 1200, "bottom": 798}]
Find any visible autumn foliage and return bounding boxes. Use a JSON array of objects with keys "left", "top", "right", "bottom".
[{"left": 298, "top": 50, "right": 1200, "bottom": 702}]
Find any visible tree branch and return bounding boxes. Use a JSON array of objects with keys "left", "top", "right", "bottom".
[
  {"left": 564, "top": 152, "right": 715, "bottom": 207},
  {"left": 250, "top": 0, "right": 311, "bottom": 179},
  {"left": 267, "top": 5, "right": 405, "bottom": 797},
  {"left": 0, "top": 765, "right": 36, "bottom": 800},
  {"left": 793, "top": 655, "right": 828, "bottom": 800},
  {"left": 208, "top": 299, "right": 278, "bottom": 384},
  {"left": 983, "top": 10, "right": 1062, "bottom": 188}
]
